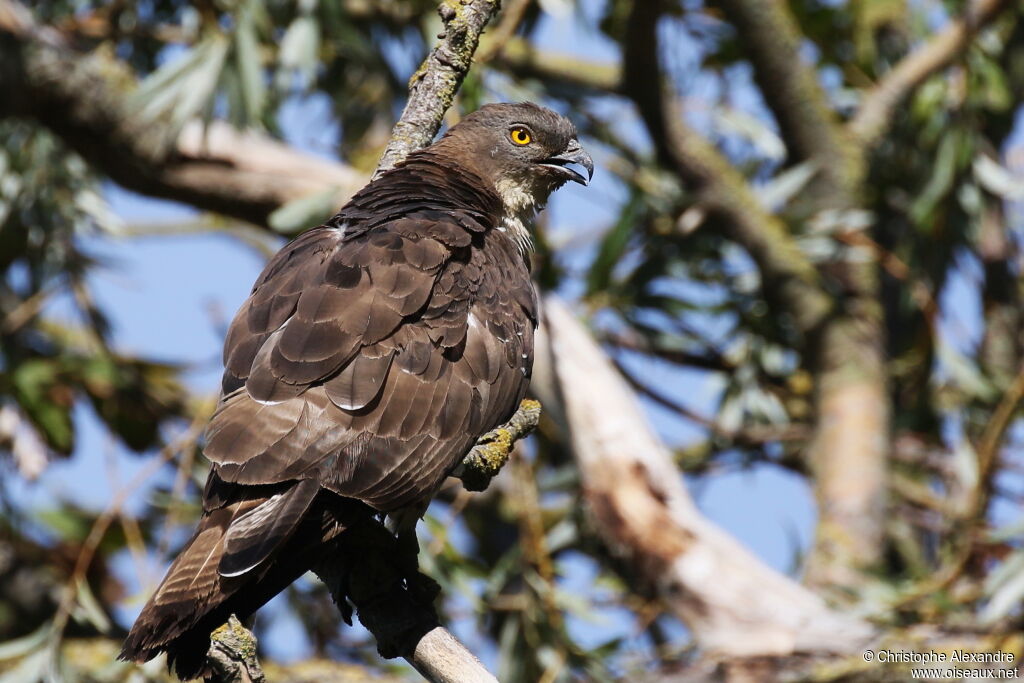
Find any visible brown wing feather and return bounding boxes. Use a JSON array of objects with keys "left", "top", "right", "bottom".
[
  {"left": 124, "top": 153, "right": 537, "bottom": 678},
  {"left": 206, "top": 187, "right": 536, "bottom": 511}
]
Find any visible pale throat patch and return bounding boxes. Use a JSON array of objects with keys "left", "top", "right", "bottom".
[{"left": 494, "top": 175, "right": 542, "bottom": 255}]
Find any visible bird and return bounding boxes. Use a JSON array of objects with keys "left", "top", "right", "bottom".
[{"left": 119, "top": 102, "right": 593, "bottom": 679}]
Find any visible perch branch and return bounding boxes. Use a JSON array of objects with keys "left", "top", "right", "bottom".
[
  {"left": 373, "top": 0, "right": 501, "bottom": 176},
  {"left": 849, "top": 0, "right": 1015, "bottom": 147},
  {"left": 310, "top": 511, "right": 498, "bottom": 683},
  {"left": 205, "top": 617, "right": 265, "bottom": 683}
]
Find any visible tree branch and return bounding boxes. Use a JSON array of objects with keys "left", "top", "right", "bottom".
[
  {"left": 491, "top": 36, "right": 621, "bottom": 93},
  {"left": 0, "top": 0, "right": 364, "bottom": 229},
  {"left": 535, "top": 296, "right": 875, "bottom": 659},
  {"left": 206, "top": 616, "right": 265, "bottom": 683},
  {"left": 715, "top": 0, "right": 861, "bottom": 195},
  {"left": 623, "top": 0, "right": 831, "bottom": 334},
  {"left": 450, "top": 399, "right": 542, "bottom": 491},
  {"left": 849, "top": 0, "right": 1015, "bottom": 147},
  {"left": 373, "top": 0, "right": 500, "bottom": 176}
]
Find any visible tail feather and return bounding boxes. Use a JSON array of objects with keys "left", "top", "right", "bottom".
[
  {"left": 220, "top": 478, "right": 320, "bottom": 577},
  {"left": 119, "top": 506, "right": 236, "bottom": 667},
  {"left": 120, "top": 482, "right": 317, "bottom": 679},
  {"left": 120, "top": 484, "right": 365, "bottom": 680}
]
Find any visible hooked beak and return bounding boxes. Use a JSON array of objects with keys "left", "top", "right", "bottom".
[{"left": 539, "top": 140, "right": 594, "bottom": 186}]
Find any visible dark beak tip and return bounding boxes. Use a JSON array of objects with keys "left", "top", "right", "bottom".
[{"left": 543, "top": 144, "right": 594, "bottom": 186}]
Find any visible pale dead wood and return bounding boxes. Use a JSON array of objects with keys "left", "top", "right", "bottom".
[
  {"left": 406, "top": 628, "right": 498, "bottom": 683},
  {"left": 536, "top": 296, "right": 875, "bottom": 658}
]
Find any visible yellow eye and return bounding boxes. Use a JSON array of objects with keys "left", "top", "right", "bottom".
[{"left": 510, "top": 127, "right": 532, "bottom": 145}]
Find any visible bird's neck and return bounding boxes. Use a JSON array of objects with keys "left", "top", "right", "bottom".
[
  {"left": 340, "top": 151, "right": 539, "bottom": 256},
  {"left": 493, "top": 176, "right": 538, "bottom": 256}
]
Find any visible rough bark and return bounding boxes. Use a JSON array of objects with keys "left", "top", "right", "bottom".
[{"left": 373, "top": 0, "right": 501, "bottom": 176}]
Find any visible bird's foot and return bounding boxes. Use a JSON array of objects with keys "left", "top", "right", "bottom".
[{"left": 452, "top": 398, "right": 542, "bottom": 491}]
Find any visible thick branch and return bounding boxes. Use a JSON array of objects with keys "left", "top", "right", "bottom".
[
  {"left": 715, "top": 0, "right": 861, "bottom": 195},
  {"left": 374, "top": 0, "right": 500, "bottom": 176},
  {"left": 623, "top": 1, "right": 831, "bottom": 333},
  {"left": 536, "top": 296, "right": 875, "bottom": 658},
  {"left": 0, "top": 0, "right": 364, "bottom": 228},
  {"left": 849, "top": 0, "right": 1015, "bottom": 147}
]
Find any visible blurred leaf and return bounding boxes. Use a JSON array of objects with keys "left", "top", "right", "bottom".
[
  {"left": 279, "top": 15, "right": 320, "bottom": 88},
  {"left": 234, "top": 3, "right": 267, "bottom": 126},
  {"left": 712, "top": 106, "right": 786, "bottom": 161},
  {"left": 0, "top": 623, "right": 51, "bottom": 661},
  {"left": 755, "top": 161, "right": 818, "bottom": 211},
  {"left": 132, "top": 34, "right": 230, "bottom": 134},
  {"left": 10, "top": 360, "right": 73, "bottom": 454},
  {"left": 910, "top": 132, "right": 958, "bottom": 225},
  {"left": 586, "top": 193, "right": 639, "bottom": 295},
  {"left": 0, "top": 646, "right": 48, "bottom": 683},
  {"left": 973, "top": 155, "right": 1024, "bottom": 200},
  {"left": 981, "top": 549, "right": 1024, "bottom": 623},
  {"left": 268, "top": 187, "right": 341, "bottom": 234},
  {"left": 71, "top": 578, "right": 111, "bottom": 634},
  {"left": 937, "top": 340, "right": 998, "bottom": 402}
]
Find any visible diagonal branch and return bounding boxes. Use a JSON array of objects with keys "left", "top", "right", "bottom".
[
  {"left": 536, "top": 296, "right": 875, "bottom": 661},
  {"left": 491, "top": 36, "right": 622, "bottom": 93},
  {"left": 714, "top": 0, "right": 861, "bottom": 197},
  {"left": 623, "top": 1, "right": 831, "bottom": 333},
  {"left": 848, "top": 0, "right": 1015, "bottom": 147},
  {"left": 374, "top": 0, "right": 500, "bottom": 176}
]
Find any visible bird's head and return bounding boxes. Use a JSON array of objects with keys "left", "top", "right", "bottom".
[{"left": 438, "top": 102, "right": 594, "bottom": 220}]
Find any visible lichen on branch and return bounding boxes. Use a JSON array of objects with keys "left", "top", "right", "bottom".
[
  {"left": 374, "top": 0, "right": 501, "bottom": 177},
  {"left": 452, "top": 399, "right": 542, "bottom": 491}
]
